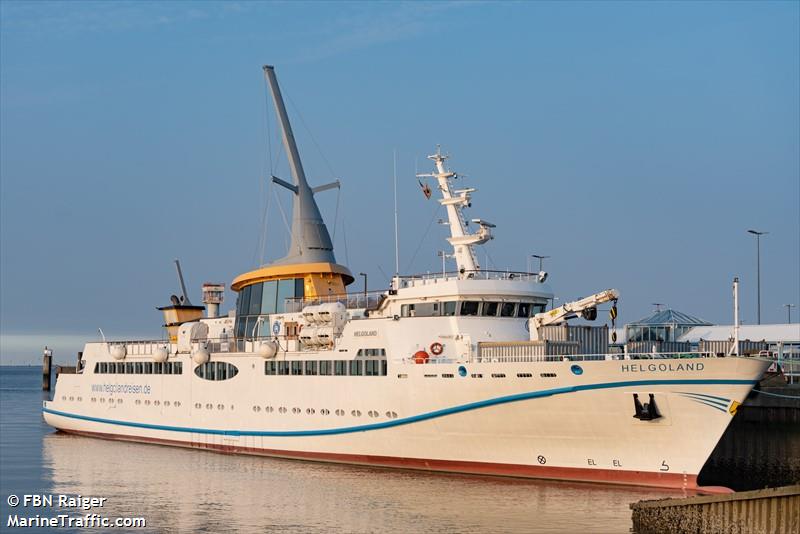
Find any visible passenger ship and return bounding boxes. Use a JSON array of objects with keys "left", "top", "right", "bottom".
[{"left": 43, "top": 66, "right": 769, "bottom": 491}]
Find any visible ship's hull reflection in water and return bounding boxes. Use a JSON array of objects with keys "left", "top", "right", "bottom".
[{"left": 43, "top": 432, "right": 675, "bottom": 533}]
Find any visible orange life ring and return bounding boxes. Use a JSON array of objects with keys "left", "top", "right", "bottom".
[
  {"left": 413, "top": 350, "right": 429, "bottom": 364},
  {"left": 430, "top": 342, "right": 444, "bottom": 356}
]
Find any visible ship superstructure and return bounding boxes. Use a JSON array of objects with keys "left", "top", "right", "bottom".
[{"left": 43, "top": 66, "right": 769, "bottom": 491}]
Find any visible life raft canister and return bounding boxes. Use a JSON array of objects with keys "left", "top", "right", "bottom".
[
  {"left": 413, "top": 350, "right": 429, "bottom": 364},
  {"left": 430, "top": 342, "right": 444, "bottom": 356}
]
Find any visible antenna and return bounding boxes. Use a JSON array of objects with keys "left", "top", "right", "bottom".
[
  {"left": 393, "top": 149, "right": 399, "bottom": 276},
  {"left": 174, "top": 259, "right": 192, "bottom": 305}
]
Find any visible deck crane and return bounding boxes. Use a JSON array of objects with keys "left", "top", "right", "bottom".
[{"left": 529, "top": 289, "right": 620, "bottom": 341}]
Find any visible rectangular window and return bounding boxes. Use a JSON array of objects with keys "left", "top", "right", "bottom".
[
  {"left": 319, "top": 361, "right": 332, "bottom": 375},
  {"left": 365, "top": 360, "right": 378, "bottom": 376},
  {"left": 239, "top": 285, "right": 252, "bottom": 317},
  {"left": 517, "top": 302, "right": 531, "bottom": 318},
  {"left": 249, "top": 282, "right": 263, "bottom": 315},
  {"left": 334, "top": 360, "right": 347, "bottom": 376},
  {"left": 291, "top": 361, "right": 303, "bottom": 375},
  {"left": 401, "top": 304, "right": 412, "bottom": 317},
  {"left": 134, "top": 362, "right": 144, "bottom": 374},
  {"left": 482, "top": 302, "right": 500, "bottom": 317},
  {"left": 278, "top": 361, "right": 290, "bottom": 375},
  {"left": 144, "top": 362, "right": 153, "bottom": 374},
  {"left": 443, "top": 301, "right": 457, "bottom": 316},
  {"left": 533, "top": 303, "right": 546, "bottom": 315},
  {"left": 174, "top": 362, "right": 182, "bottom": 375},
  {"left": 381, "top": 360, "right": 388, "bottom": 376},
  {"left": 265, "top": 361, "right": 277, "bottom": 375},
  {"left": 164, "top": 362, "right": 173, "bottom": 375},
  {"left": 235, "top": 317, "right": 246, "bottom": 340},
  {"left": 304, "top": 360, "right": 318, "bottom": 375},
  {"left": 276, "top": 279, "right": 296, "bottom": 313},
  {"left": 295, "top": 278, "right": 305, "bottom": 299},
  {"left": 153, "top": 362, "right": 163, "bottom": 374},
  {"left": 460, "top": 301, "right": 480, "bottom": 316},
  {"left": 500, "top": 302, "right": 516, "bottom": 317},
  {"left": 261, "top": 281, "right": 278, "bottom": 315},
  {"left": 349, "top": 359, "right": 362, "bottom": 376},
  {"left": 125, "top": 362, "right": 134, "bottom": 374}
]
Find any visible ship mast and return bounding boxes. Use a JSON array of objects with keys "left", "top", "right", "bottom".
[
  {"left": 262, "top": 65, "right": 340, "bottom": 266},
  {"left": 418, "top": 146, "right": 494, "bottom": 277}
]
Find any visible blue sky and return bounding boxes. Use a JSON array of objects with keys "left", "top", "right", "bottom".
[{"left": 1, "top": 1, "right": 798, "bottom": 363}]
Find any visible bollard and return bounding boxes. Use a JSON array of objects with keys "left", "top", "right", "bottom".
[{"left": 42, "top": 347, "right": 53, "bottom": 391}]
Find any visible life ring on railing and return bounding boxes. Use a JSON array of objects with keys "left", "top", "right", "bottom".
[
  {"left": 430, "top": 342, "right": 444, "bottom": 356},
  {"left": 413, "top": 350, "right": 429, "bottom": 364}
]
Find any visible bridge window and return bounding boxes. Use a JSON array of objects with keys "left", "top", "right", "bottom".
[
  {"left": 517, "top": 302, "right": 531, "bottom": 318},
  {"left": 460, "top": 301, "right": 480, "bottom": 316},
  {"left": 249, "top": 282, "right": 263, "bottom": 315},
  {"left": 261, "top": 281, "right": 278, "bottom": 314},
  {"left": 500, "top": 302, "right": 516, "bottom": 317},
  {"left": 349, "top": 360, "right": 362, "bottom": 376},
  {"left": 443, "top": 301, "right": 457, "bottom": 316},
  {"left": 482, "top": 302, "right": 500, "bottom": 317}
]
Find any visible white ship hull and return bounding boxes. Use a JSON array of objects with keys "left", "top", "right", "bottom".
[{"left": 43, "top": 352, "right": 768, "bottom": 491}]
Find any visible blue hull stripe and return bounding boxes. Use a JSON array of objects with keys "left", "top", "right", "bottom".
[
  {"left": 676, "top": 393, "right": 730, "bottom": 409},
  {"left": 43, "top": 378, "right": 755, "bottom": 438},
  {"left": 675, "top": 391, "right": 731, "bottom": 403},
  {"left": 687, "top": 398, "right": 728, "bottom": 413}
]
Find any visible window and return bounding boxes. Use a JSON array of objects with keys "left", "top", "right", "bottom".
[
  {"left": 349, "top": 360, "right": 362, "bottom": 376},
  {"left": 291, "top": 361, "right": 303, "bottom": 375},
  {"left": 365, "top": 360, "right": 379, "bottom": 376},
  {"left": 500, "top": 302, "right": 516, "bottom": 317},
  {"left": 239, "top": 285, "right": 252, "bottom": 317},
  {"left": 134, "top": 362, "right": 144, "bottom": 374},
  {"left": 460, "top": 301, "right": 480, "bottom": 316},
  {"left": 533, "top": 303, "right": 547, "bottom": 315},
  {"left": 125, "top": 362, "right": 134, "bottom": 374},
  {"left": 195, "top": 361, "right": 239, "bottom": 381},
  {"left": 249, "top": 282, "right": 263, "bottom": 315},
  {"left": 174, "top": 362, "right": 183, "bottom": 374},
  {"left": 153, "top": 362, "right": 163, "bottom": 374},
  {"left": 482, "top": 302, "right": 500, "bottom": 317},
  {"left": 276, "top": 279, "right": 296, "bottom": 313},
  {"left": 443, "top": 301, "right": 457, "bottom": 316},
  {"left": 117, "top": 362, "right": 125, "bottom": 374},
  {"left": 164, "top": 362, "right": 174, "bottom": 375},
  {"left": 517, "top": 373, "right": 533, "bottom": 378},
  {"left": 265, "top": 361, "right": 277, "bottom": 375},
  {"left": 304, "top": 361, "right": 318, "bottom": 375},
  {"left": 261, "top": 281, "right": 278, "bottom": 315},
  {"left": 334, "top": 361, "right": 347, "bottom": 376},
  {"left": 491, "top": 373, "right": 506, "bottom": 378},
  {"left": 319, "top": 361, "right": 332, "bottom": 375},
  {"left": 381, "top": 360, "right": 388, "bottom": 376},
  {"left": 144, "top": 362, "right": 153, "bottom": 374},
  {"left": 517, "top": 302, "right": 531, "bottom": 318},
  {"left": 278, "top": 361, "right": 290, "bottom": 375}
]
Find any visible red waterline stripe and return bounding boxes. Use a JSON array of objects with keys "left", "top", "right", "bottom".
[{"left": 56, "top": 427, "right": 728, "bottom": 493}]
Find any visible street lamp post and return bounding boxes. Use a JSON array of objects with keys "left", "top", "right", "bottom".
[
  {"left": 785, "top": 304, "right": 796, "bottom": 324},
  {"left": 747, "top": 229, "right": 768, "bottom": 324},
  {"left": 531, "top": 254, "right": 550, "bottom": 272},
  {"left": 358, "top": 272, "right": 367, "bottom": 305}
]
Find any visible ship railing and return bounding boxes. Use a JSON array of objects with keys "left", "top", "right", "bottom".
[
  {"left": 284, "top": 291, "right": 387, "bottom": 313},
  {"left": 468, "top": 351, "right": 716, "bottom": 364},
  {"left": 395, "top": 270, "right": 539, "bottom": 287},
  {"left": 92, "top": 340, "right": 169, "bottom": 356}
]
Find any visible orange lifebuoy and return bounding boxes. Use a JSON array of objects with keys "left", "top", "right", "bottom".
[
  {"left": 413, "top": 350, "right": 429, "bottom": 364},
  {"left": 430, "top": 342, "right": 444, "bottom": 356}
]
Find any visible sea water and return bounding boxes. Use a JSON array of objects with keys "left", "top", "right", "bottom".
[{"left": 1, "top": 366, "right": 674, "bottom": 533}]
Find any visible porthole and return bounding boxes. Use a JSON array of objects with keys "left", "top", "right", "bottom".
[
  {"left": 279, "top": 407, "right": 287, "bottom": 414},
  {"left": 164, "top": 401, "right": 171, "bottom": 407},
  {"left": 386, "top": 411, "right": 398, "bottom": 419},
  {"left": 62, "top": 396, "right": 66, "bottom": 401},
  {"left": 367, "top": 410, "right": 379, "bottom": 418},
  {"left": 154, "top": 400, "right": 160, "bottom": 406},
  {"left": 217, "top": 404, "right": 225, "bottom": 410},
  {"left": 206, "top": 403, "right": 213, "bottom": 409},
  {"left": 321, "top": 409, "right": 330, "bottom": 415},
  {"left": 491, "top": 373, "right": 506, "bottom": 378},
  {"left": 351, "top": 410, "right": 362, "bottom": 417},
  {"left": 77, "top": 397, "right": 82, "bottom": 401},
  {"left": 266, "top": 406, "right": 274, "bottom": 413},
  {"left": 135, "top": 399, "right": 142, "bottom": 405},
  {"left": 69, "top": 396, "right": 74, "bottom": 401},
  {"left": 441, "top": 374, "right": 454, "bottom": 378},
  {"left": 292, "top": 407, "right": 301, "bottom": 414},
  {"left": 144, "top": 400, "right": 151, "bottom": 406},
  {"left": 253, "top": 406, "right": 261, "bottom": 412},
  {"left": 195, "top": 403, "right": 202, "bottom": 409},
  {"left": 91, "top": 397, "right": 96, "bottom": 403},
  {"left": 335, "top": 409, "right": 345, "bottom": 416},
  {"left": 517, "top": 373, "right": 533, "bottom": 378},
  {"left": 117, "top": 398, "right": 123, "bottom": 404},
  {"left": 100, "top": 398, "right": 105, "bottom": 403},
  {"left": 175, "top": 401, "right": 181, "bottom": 407},
  {"left": 471, "top": 373, "right": 483, "bottom": 378},
  {"left": 540, "top": 373, "right": 557, "bottom": 378},
  {"left": 306, "top": 408, "right": 315, "bottom": 415}
]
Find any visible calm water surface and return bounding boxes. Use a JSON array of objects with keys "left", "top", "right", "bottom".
[{"left": 1, "top": 366, "right": 676, "bottom": 533}]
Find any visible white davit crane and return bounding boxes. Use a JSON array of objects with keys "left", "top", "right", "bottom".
[{"left": 530, "top": 289, "right": 620, "bottom": 341}]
